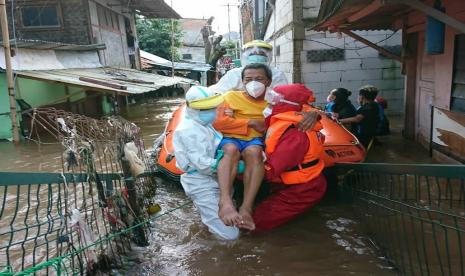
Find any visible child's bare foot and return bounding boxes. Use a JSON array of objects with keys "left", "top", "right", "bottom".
[
  {"left": 219, "top": 201, "right": 242, "bottom": 226},
  {"left": 238, "top": 207, "right": 255, "bottom": 231}
]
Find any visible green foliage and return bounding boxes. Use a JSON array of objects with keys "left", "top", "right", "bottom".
[
  {"left": 136, "top": 18, "right": 183, "bottom": 61},
  {"left": 221, "top": 40, "right": 237, "bottom": 49}
]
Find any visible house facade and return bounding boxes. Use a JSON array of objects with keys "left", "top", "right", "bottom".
[
  {"left": 0, "top": 0, "right": 183, "bottom": 140},
  {"left": 245, "top": 0, "right": 404, "bottom": 112},
  {"left": 314, "top": 0, "right": 465, "bottom": 163},
  {"left": 179, "top": 18, "right": 208, "bottom": 63},
  {"left": 7, "top": 0, "right": 179, "bottom": 69}
]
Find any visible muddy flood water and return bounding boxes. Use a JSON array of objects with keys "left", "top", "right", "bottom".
[{"left": 0, "top": 98, "right": 401, "bottom": 275}]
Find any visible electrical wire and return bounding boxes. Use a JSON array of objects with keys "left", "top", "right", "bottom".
[{"left": 305, "top": 31, "right": 399, "bottom": 51}]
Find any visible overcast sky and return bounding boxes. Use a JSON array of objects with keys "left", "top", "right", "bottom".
[{"left": 168, "top": 0, "right": 240, "bottom": 35}]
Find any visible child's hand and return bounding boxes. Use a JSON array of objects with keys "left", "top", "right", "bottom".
[
  {"left": 331, "top": 112, "right": 339, "bottom": 120},
  {"left": 248, "top": 120, "right": 265, "bottom": 133}
]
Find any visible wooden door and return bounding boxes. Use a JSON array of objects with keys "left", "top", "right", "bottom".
[{"left": 415, "top": 32, "right": 435, "bottom": 149}]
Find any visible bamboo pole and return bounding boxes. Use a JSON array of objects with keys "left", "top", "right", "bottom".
[
  {"left": 170, "top": 0, "right": 175, "bottom": 78},
  {"left": 0, "top": 0, "right": 19, "bottom": 143}
]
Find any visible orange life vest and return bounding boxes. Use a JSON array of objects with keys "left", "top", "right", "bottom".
[{"left": 265, "top": 111, "right": 325, "bottom": 185}]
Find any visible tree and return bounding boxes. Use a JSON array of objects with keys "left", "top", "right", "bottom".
[
  {"left": 201, "top": 17, "right": 227, "bottom": 85},
  {"left": 136, "top": 18, "right": 183, "bottom": 61}
]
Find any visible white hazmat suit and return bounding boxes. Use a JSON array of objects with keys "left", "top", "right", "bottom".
[
  {"left": 210, "top": 67, "right": 288, "bottom": 93},
  {"left": 173, "top": 87, "right": 239, "bottom": 240},
  {"left": 210, "top": 40, "right": 288, "bottom": 94}
]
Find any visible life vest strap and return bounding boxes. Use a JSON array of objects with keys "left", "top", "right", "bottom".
[{"left": 286, "top": 159, "right": 320, "bottom": 172}]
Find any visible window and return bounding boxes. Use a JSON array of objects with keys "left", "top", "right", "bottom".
[
  {"left": 182, "top": 54, "right": 192, "bottom": 60},
  {"left": 306, "top": 49, "right": 344, "bottom": 63},
  {"left": 21, "top": 5, "right": 60, "bottom": 27},
  {"left": 451, "top": 34, "right": 465, "bottom": 113}
]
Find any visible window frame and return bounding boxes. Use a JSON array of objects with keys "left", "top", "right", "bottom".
[
  {"left": 20, "top": 4, "right": 62, "bottom": 29},
  {"left": 182, "top": 53, "right": 193, "bottom": 60}
]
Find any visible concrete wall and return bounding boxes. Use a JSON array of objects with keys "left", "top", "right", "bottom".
[
  {"left": 179, "top": 46, "right": 205, "bottom": 63},
  {"left": 7, "top": 0, "right": 91, "bottom": 45},
  {"left": 264, "top": 0, "right": 295, "bottom": 82},
  {"left": 0, "top": 75, "right": 13, "bottom": 140},
  {"left": 0, "top": 75, "right": 87, "bottom": 140},
  {"left": 303, "top": 0, "right": 322, "bottom": 19},
  {"left": 89, "top": 0, "right": 131, "bottom": 68},
  {"left": 17, "top": 78, "right": 86, "bottom": 108},
  {"left": 302, "top": 30, "right": 404, "bottom": 114},
  {"left": 264, "top": 0, "right": 404, "bottom": 114}
]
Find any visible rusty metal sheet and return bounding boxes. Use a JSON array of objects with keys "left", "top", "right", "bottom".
[
  {"left": 16, "top": 67, "right": 196, "bottom": 95},
  {"left": 432, "top": 107, "right": 465, "bottom": 162}
]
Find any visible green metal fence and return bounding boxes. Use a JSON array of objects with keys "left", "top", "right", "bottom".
[
  {"left": 0, "top": 108, "right": 164, "bottom": 275},
  {"left": 338, "top": 163, "right": 465, "bottom": 276},
  {"left": 0, "top": 171, "right": 191, "bottom": 276},
  {"left": 0, "top": 172, "right": 141, "bottom": 275}
]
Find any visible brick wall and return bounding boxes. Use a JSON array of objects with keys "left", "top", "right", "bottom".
[
  {"left": 264, "top": 0, "right": 295, "bottom": 83},
  {"left": 7, "top": 0, "right": 91, "bottom": 45},
  {"left": 302, "top": 30, "right": 405, "bottom": 114},
  {"left": 303, "top": 0, "right": 322, "bottom": 19},
  {"left": 89, "top": 0, "right": 131, "bottom": 68}
]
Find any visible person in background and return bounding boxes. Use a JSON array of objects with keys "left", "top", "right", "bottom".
[
  {"left": 173, "top": 86, "right": 239, "bottom": 240},
  {"left": 252, "top": 84, "right": 327, "bottom": 231},
  {"left": 328, "top": 88, "right": 357, "bottom": 119},
  {"left": 325, "top": 93, "right": 336, "bottom": 113},
  {"left": 375, "top": 96, "right": 390, "bottom": 136},
  {"left": 339, "top": 85, "right": 380, "bottom": 147},
  {"left": 326, "top": 88, "right": 357, "bottom": 131},
  {"left": 210, "top": 40, "right": 288, "bottom": 93}
]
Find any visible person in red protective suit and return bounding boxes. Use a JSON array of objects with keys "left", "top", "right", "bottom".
[{"left": 252, "top": 84, "right": 327, "bottom": 231}]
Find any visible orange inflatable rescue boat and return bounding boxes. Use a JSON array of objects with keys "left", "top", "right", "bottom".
[{"left": 153, "top": 104, "right": 365, "bottom": 182}]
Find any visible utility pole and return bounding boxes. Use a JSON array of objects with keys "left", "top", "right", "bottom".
[
  {"left": 170, "top": 0, "right": 175, "bottom": 78},
  {"left": 237, "top": 1, "right": 242, "bottom": 59},
  {"left": 227, "top": 3, "right": 231, "bottom": 41},
  {"left": 0, "top": 0, "right": 19, "bottom": 143}
]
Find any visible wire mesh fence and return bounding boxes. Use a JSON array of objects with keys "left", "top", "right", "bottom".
[
  {"left": 0, "top": 108, "right": 158, "bottom": 275},
  {"left": 338, "top": 163, "right": 465, "bottom": 276}
]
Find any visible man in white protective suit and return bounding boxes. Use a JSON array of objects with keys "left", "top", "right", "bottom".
[
  {"left": 210, "top": 40, "right": 288, "bottom": 93},
  {"left": 173, "top": 86, "right": 241, "bottom": 240}
]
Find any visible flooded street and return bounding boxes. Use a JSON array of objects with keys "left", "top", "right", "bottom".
[
  {"left": 119, "top": 98, "right": 395, "bottom": 275},
  {"left": 0, "top": 98, "right": 396, "bottom": 275}
]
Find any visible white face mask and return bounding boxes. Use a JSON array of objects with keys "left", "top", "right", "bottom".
[
  {"left": 245, "top": 81, "right": 266, "bottom": 98},
  {"left": 262, "top": 106, "right": 272, "bottom": 118}
]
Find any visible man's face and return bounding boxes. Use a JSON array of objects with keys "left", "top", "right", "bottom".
[
  {"left": 358, "top": 95, "right": 365, "bottom": 105},
  {"left": 242, "top": 68, "right": 271, "bottom": 87}
]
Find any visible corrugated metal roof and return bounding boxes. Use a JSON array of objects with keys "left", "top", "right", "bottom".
[
  {"left": 3, "top": 39, "right": 106, "bottom": 51},
  {"left": 130, "top": 0, "right": 181, "bottom": 19},
  {"left": 313, "top": 0, "right": 410, "bottom": 31},
  {"left": 140, "top": 50, "right": 172, "bottom": 67},
  {"left": 16, "top": 67, "right": 195, "bottom": 95},
  {"left": 140, "top": 50, "right": 211, "bottom": 71},
  {"left": 0, "top": 48, "right": 102, "bottom": 71}
]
